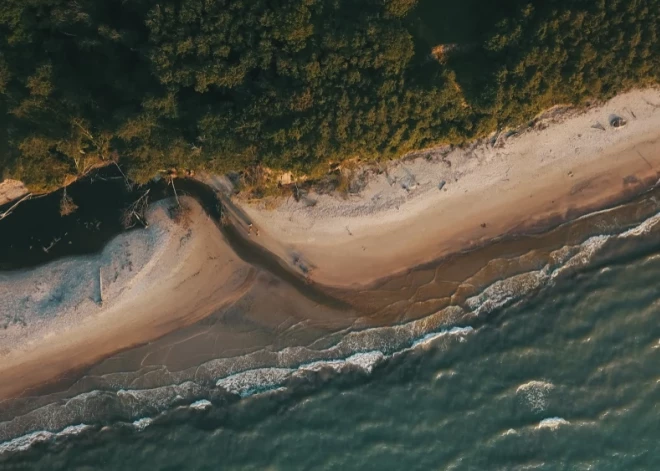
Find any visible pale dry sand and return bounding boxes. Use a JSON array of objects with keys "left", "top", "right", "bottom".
[
  {"left": 0, "top": 197, "right": 254, "bottom": 399},
  {"left": 231, "top": 88, "right": 660, "bottom": 288}
]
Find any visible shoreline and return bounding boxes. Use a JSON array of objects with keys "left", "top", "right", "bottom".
[
  {"left": 0, "top": 87, "right": 659, "bottom": 402},
  {"left": 225, "top": 88, "right": 660, "bottom": 288},
  {"left": 0, "top": 198, "right": 255, "bottom": 400}
]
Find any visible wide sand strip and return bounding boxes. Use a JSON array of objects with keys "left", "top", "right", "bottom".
[
  {"left": 233, "top": 88, "right": 660, "bottom": 288},
  {"left": 0, "top": 198, "right": 254, "bottom": 400},
  {"left": 1, "top": 88, "right": 660, "bottom": 401}
]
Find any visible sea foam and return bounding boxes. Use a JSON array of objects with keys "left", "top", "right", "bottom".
[
  {"left": 0, "top": 424, "right": 92, "bottom": 455},
  {"left": 214, "top": 326, "right": 475, "bottom": 398},
  {"left": 189, "top": 400, "right": 212, "bottom": 411},
  {"left": 537, "top": 417, "right": 570, "bottom": 429},
  {"left": 516, "top": 380, "right": 555, "bottom": 412},
  {"left": 412, "top": 327, "right": 475, "bottom": 348},
  {"left": 132, "top": 417, "right": 154, "bottom": 431}
]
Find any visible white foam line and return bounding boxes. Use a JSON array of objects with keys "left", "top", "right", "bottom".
[
  {"left": 516, "top": 380, "right": 554, "bottom": 394},
  {"left": 216, "top": 368, "right": 294, "bottom": 397},
  {"left": 215, "top": 326, "right": 475, "bottom": 397},
  {"left": 0, "top": 424, "right": 91, "bottom": 455},
  {"left": 466, "top": 269, "right": 549, "bottom": 316},
  {"left": 411, "top": 326, "right": 475, "bottom": 348},
  {"left": 189, "top": 399, "right": 212, "bottom": 411},
  {"left": 132, "top": 417, "right": 154, "bottom": 431},
  {"left": 537, "top": 417, "right": 570, "bottom": 429},
  {"left": 619, "top": 211, "right": 660, "bottom": 238},
  {"left": 516, "top": 380, "right": 555, "bottom": 412}
]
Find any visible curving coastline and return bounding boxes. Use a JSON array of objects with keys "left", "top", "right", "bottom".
[
  {"left": 1, "top": 88, "right": 660, "bottom": 447},
  {"left": 229, "top": 88, "right": 660, "bottom": 288}
]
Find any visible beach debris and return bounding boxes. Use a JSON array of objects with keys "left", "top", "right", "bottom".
[
  {"left": 113, "top": 161, "right": 134, "bottom": 190},
  {"left": 169, "top": 200, "right": 192, "bottom": 226},
  {"left": 59, "top": 188, "right": 78, "bottom": 216},
  {"left": 609, "top": 114, "right": 627, "bottom": 128},
  {"left": 345, "top": 225, "right": 353, "bottom": 236},
  {"left": 400, "top": 168, "right": 417, "bottom": 191},
  {"left": 489, "top": 130, "right": 501, "bottom": 147},
  {"left": 122, "top": 189, "right": 150, "bottom": 228},
  {"left": 480, "top": 223, "right": 487, "bottom": 228},
  {"left": 625, "top": 107, "right": 637, "bottom": 119},
  {"left": 0, "top": 192, "right": 32, "bottom": 222},
  {"left": 42, "top": 237, "right": 61, "bottom": 253},
  {"left": 438, "top": 180, "right": 446, "bottom": 191},
  {"left": 591, "top": 122, "right": 606, "bottom": 131},
  {"left": 568, "top": 171, "right": 574, "bottom": 177},
  {"left": 170, "top": 178, "right": 181, "bottom": 206}
]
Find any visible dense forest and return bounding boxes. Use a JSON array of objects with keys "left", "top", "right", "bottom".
[{"left": 0, "top": 0, "right": 658, "bottom": 192}]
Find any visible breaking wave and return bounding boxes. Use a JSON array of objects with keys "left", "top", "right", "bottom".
[
  {"left": 516, "top": 380, "right": 555, "bottom": 412},
  {"left": 537, "top": 417, "right": 570, "bottom": 430},
  {"left": 2, "top": 206, "right": 660, "bottom": 457},
  {"left": 0, "top": 424, "right": 92, "bottom": 455}
]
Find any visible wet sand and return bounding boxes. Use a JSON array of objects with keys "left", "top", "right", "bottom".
[
  {"left": 0, "top": 198, "right": 255, "bottom": 400},
  {"left": 1, "top": 88, "right": 660, "bottom": 408},
  {"left": 4, "top": 183, "right": 657, "bottom": 425}
]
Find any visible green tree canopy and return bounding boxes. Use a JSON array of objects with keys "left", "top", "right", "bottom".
[{"left": 0, "top": 0, "right": 658, "bottom": 191}]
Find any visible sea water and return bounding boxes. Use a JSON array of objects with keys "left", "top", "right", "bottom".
[{"left": 1, "top": 204, "right": 659, "bottom": 469}]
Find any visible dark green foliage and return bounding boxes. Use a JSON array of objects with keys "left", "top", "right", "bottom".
[{"left": 0, "top": 0, "right": 658, "bottom": 191}]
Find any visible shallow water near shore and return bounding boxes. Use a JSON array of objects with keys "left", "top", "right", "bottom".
[{"left": 1, "top": 186, "right": 660, "bottom": 469}]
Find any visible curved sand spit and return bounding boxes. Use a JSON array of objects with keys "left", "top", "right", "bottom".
[{"left": 0, "top": 198, "right": 254, "bottom": 399}]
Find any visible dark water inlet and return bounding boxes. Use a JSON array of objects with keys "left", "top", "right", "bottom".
[
  {"left": 0, "top": 168, "right": 167, "bottom": 271},
  {"left": 0, "top": 170, "right": 351, "bottom": 310}
]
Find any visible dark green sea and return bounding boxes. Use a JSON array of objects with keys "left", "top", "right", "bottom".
[{"left": 1, "top": 199, "right": 659, "bottom": 470}]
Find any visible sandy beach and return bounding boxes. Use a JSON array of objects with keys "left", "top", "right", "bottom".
[
  {"left": 0, "top": 87, "right": 660, "bottom": 402},
  {"left": 0, "top": 198, "right": 254, "bottom": 399},
  {"left": 230, "top": 88, "right": 660, "bottom": 287}
]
